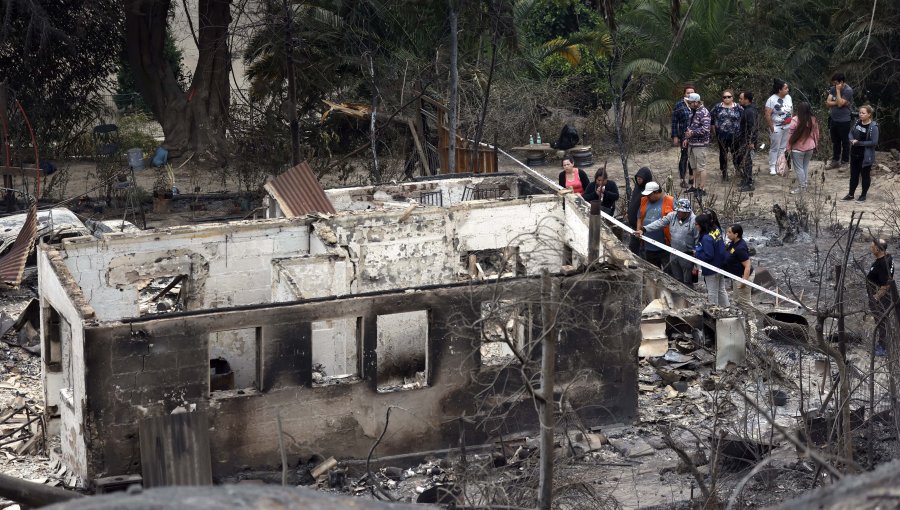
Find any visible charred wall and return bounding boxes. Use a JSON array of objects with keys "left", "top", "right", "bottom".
[{"left": 79, "top": 269, "right": 640, "bottom": 479}]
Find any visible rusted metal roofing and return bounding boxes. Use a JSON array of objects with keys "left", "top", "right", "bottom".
[
  {"left": 264, "top": 161, "right": 336, "bottom": 218},
  {"left": 0, "top": 200, "right": 37, "bottom": 287}
]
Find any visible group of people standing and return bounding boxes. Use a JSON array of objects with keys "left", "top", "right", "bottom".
[
  {"left": 625, "top": 170, "right": 752, "bottom": 307},
  {"left": 559, "top": 146, "right": 895, "bottom": 355},
  {"left": 671, "top": 85, "right": 759, "bottom": 193},
  {"left": 670, "top": 74, "right": 880, "bottom": 199}
]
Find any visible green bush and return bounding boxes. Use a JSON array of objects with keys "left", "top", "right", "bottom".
[{"left": 65, "top": 112, "right": 161, "bottom": 160}]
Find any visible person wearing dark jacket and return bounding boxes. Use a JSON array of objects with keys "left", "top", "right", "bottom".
[
  {"left": 694, "top": 214, "right": 729, "bottom": 306},
  {"left": 735, "top": 91, "right": 759, "bottom": 192},
  {"left": 724, "top": 224, "right": 753, "bottom": 305},
  {"left": 866, "top": 238, "right": 897, "bottom": 356},
  {"left": 672, "top": 85, "right": 696, "bottom": 187},
  {"left": 842, "top": 105, "right": 879, "bottom": 202},
  {"left": 581, "top": 167, "right": 620, "bottom": 215},
  {"left": 627, "top": 167, "right": 654, "bottom": 254},
  {"left": 558, "top": 156, "right": 590, "bottom": 194}
]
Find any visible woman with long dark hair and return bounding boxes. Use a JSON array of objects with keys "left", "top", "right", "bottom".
[
  {"left": 842, "top": 105, "right": 880, "bottom": 202},
  {"left": 581, "top": 167, "right": 620, "bottom": 215},
  {"left": 785, "top": 101, "right": 819, "bottom": 193},
  {"left": 694, "top": 214, "right": 729, "bottom": 306},
  {"left": 765, "top": 79, "right": 793, "bottom": 175},
  {"left": 558, "top": 156, "right": 589, "bottom": 194}
]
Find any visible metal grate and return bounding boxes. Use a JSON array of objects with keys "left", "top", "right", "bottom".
[{"left": 418, "top": 190, "right": 443, "bottom": 207}]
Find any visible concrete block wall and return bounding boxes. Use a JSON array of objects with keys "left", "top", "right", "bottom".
[
  {"left": 78, "top": 270, "right": 640, "bottom": 479},
  {"left": 37, "top": 248, "right": 94, "bottom": 479},
  {"left": 454, "top": 199, "right": 567, "bottom": 275},
  {"left": 59, "top": 220, "right": 312, "bottom": 321},
  {"left": 324, "top": 175, "right": 520, "bottom": 212},
  {"left": 56, "top": 196, "right": 593, "bottom": 323}
]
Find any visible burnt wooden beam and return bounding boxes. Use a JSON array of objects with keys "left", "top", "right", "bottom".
[{"left": 0, "top": 473, "right": 83, "bottom": 507}]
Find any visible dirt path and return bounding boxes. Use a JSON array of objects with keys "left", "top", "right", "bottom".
[{"left": 517, "top": 146, "right": 900, "bottom": 233}]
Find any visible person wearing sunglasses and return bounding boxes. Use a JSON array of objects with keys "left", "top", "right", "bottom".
[{"left": 710, "top": 89, "right": 744, "bottom": 181}]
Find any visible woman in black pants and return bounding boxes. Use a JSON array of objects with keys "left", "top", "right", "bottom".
[{"left": 842, "top": 105, "right": 879, "bottom": 202}]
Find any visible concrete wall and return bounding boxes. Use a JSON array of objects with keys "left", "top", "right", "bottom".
[
  {"left": 57, "top": 197, "right": 594, "bottom": 322},
  {"left": 78, "top": 271, "right": 641, "bottom": 479},
  {"left": 59, "top": 220, "right": 312, "bottom": 322},
  {"left": 323, "top": 175, "right": 521, "bottom": 212},
  {"left": 38, "top": 248, "right": 94, "bottom": 479}
]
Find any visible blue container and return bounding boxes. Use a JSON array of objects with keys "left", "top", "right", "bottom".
[{"left": 151, "top": 147, "right": 168, "bottom": 167}]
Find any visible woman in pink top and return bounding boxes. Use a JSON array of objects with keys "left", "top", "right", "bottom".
[
  {"left": 558, "top": 156, "right": 589, "bottom": 193},
  {"left": 785, "top": 101, "right": 819, "bottom": 194}
]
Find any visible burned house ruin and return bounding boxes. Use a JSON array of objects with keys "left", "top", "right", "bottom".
[{"left": 37, "top": 172, "right": 642, "bottom": 482}]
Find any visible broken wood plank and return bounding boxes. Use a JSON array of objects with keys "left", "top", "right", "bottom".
[
  {"left": 310, "top": 457, "right": 337, "bottom": 479},
  {"left": 0, "top": 166, "right": 46, "bottom": 178}
]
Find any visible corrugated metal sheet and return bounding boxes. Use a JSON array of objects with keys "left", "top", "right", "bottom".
[
  {"left": 264, "top": 161, "right": 336, "bottom": 218},
  {"left": 139, "top": 411, "right": 212, "bottom": 487},
  {"left": 0, "top": 200, "right": 37, "bottom": 287}
]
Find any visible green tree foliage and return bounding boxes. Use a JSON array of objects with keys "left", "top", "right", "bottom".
[{"left": 0, "top": 0, "right": 123, "bottom": 154}]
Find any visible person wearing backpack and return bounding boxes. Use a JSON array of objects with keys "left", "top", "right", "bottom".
[
  {"left": 694, "top": 213, "right": 729, "bottom": 306},
  {"left": 841, "top": 105, "right": 879, "bottom": 202}
]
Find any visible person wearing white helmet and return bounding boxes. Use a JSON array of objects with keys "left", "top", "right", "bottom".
[{"left": 636, "top": 198, "right": 698, "bottom": 288}]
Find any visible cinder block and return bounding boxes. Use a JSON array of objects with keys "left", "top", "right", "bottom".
[
  {"left": 112, "top": 355, "right": 145, "bottom": 375},
  {"left": 141, "top": 351, "right": 178, "bottom": 372}
]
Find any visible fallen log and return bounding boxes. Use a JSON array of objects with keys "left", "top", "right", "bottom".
[{"left": 0, "top": 473, "right": 83, "bottom": 507}]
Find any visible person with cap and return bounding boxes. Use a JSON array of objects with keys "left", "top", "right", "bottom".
[
  {"left": 636, "top": 181, "right": 674, "bottom": 269},
  {"left": 626, "top": 166, "right": 654, "bottom": 254},
  {"left": 866, "top": 238, "right": 898, "bottom": 356},
  {"left": 672, "top": 84, "right": 696, "bottom": 188},
  {"left": 683, "top": 92, "right": 711, "bottom": 193},
  {"left": 635, "top": 197, "right": 697, "bottom": 288}
]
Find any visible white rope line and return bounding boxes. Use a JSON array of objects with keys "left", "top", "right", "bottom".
[
  {"left": 601, "top": 210, "right": 804, "bottom": 309},
  {"left": 491, "top": 143, "right": 804, "bottom": 308},
  {"left": 494, "top": 144, "right": 804, "bottom": 309}
]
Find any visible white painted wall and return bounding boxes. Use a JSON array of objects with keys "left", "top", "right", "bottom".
[
  {"left": 563, "top": 195, "right": 592, "bottom": 262},
  {"left": 311, "top": 319, "right": 359, "bottom": 378},
  {"left": 455, "top": 199, "right": 567, "bottom": 275},
  {"left": 209, "top": 328, "right": 259, "bottom": 389},
  {"left": 37, "top": 248, "right": 89, "bottom": 480},
  {"left": 60, "top": 221, "right": 311, "bottom": 321},
  {"left": 56, "top": 196, "right": 599, "bottom": 326},
  {"left": 323, "top": 175, "right": 520, "bottom": 213},
  {"left": 376, "top": 310, "right": 429, "bottom": 389}
]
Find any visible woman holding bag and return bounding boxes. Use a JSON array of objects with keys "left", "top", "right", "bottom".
[
  {"left": 842, "top": 105, "right": 879, "bottom": 202},
  {"left": 785, "top": 101, "right": 819, "bottom": 194}
]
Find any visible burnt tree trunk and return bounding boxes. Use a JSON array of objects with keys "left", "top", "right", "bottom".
[{"left": 124, "top": 0, "right": 231, "bottom": 158}]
